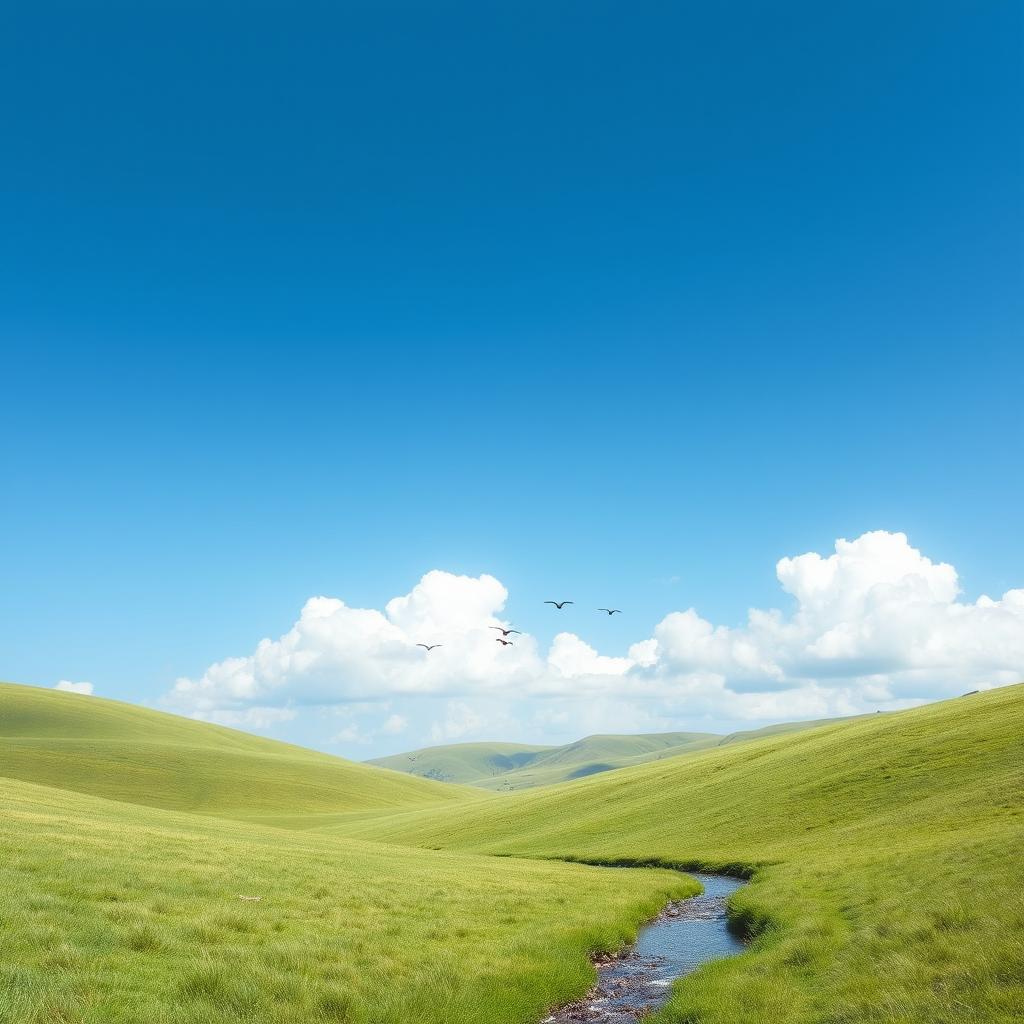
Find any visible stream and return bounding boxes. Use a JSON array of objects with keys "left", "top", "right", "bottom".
[{"left": 543, "top": 873, "right": 747, "bottom": 1023}]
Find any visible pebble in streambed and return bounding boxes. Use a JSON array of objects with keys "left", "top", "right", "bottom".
[{"left": 542, "top": 874, "right": 746, "bottom": 1024}]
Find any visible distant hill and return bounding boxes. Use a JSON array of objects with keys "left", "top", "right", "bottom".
[
  {"left": 369, "top": 741, "right": 555, "bottom": 783},
  {"left": 370, "top": 716, "right": 872, "bottom": 790},
  {"left": 0, "top": 681, "right": 473, "bottom": 820},
  {"left": 369, "top": 732, "right": 717, "bottom": 789}
]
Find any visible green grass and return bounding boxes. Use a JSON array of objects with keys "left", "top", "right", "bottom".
[
  {"left": 371, "top": 718, "right": 874, "bottom": 791},
  {"left": 0, "top": 682, "right": 473, "bottom": 819},
  {"left": 714, "top": 714, "right": 870, "bottom": 746},
  {"left": 337, "top": 686, "right": 1024, "bottom": 1023},
  {"left": 368, "top": 732, "right": 736, "bottom": 789},
  {"left": 473, "top": 732, "right": 723, "bottom": 790},
  {"left": 3, "top": 680, "right": 1022, "bottom": 1023},
  {"left": 0, "top": 775, "right": 693, "bottom": 1024},
  {"left": 368, "top": 741, "right": 555, "bottom": 784}
]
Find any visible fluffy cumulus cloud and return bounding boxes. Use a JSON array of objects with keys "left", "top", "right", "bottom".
[
  {"left": 640, "top": 531, "right": 1024, "bottom": 705},
  {"left": 169, "top": 570, "right": 544, "bottom": 715},
  {"left": 55, "top": 680, "right": 94, "bottom": 695},
  {"left": 166, "top": 533, "right": 1024, "bottom": 745}
]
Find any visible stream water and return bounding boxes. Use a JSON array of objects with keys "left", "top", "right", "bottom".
[{"left": 543, "top": 873, "right": 747, "bottom": 1023}]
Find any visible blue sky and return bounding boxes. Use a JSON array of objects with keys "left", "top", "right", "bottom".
[{"left": 2, "top": 1, "right": 1021, "bottom": 756}]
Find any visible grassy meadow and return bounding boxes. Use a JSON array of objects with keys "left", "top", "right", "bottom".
[
  {"left": 339, "top": 685, "right": 1024, "bottom": 1023},
  {"left": 1, "top": 680, "right": 1022, "bottom": 1023},
  {"left": 0, "top": 685, "right": 693, "bottom": 1024}
]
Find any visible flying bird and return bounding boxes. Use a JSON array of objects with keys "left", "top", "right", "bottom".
[
  {"left": 417, "top": 643, "right": 443, "bottom": 651},
  {"left": 598, "top": 608, "right": 622, "bottom": 615},
  {"left": 544, "top": 600, "right": 573, "bottom": 609},
  {"left": 490, "top": 626, "right": 521, "bottom": 637},
  {"left": 495, "top": 638, "right": 514, "bottom": 646}
]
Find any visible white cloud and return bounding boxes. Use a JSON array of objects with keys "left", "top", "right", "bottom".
[
  {"left": 191, "top": 706, "right": 296, "bottom": 729},
  {"left": 55, "top": 680, "right": 94, "bottom": 695},
  {"left": 168, "top": 570, "right": 544, "bottom": 714},
  {"left": 381, "top": 713, "right": 408, "bottom": 735},
  {"left": 548, "top": 632, "right": 633, "bottom": 678},
  {"left": 328, "top": 704, "right": 407, "bottom": 746},
  {"left": 165, "top": 533, "right": 1024, "bottom": 740},
  {"left": 430, "top": 701, "right": 487, "bottom": 742},
  {"left": 333, "top": 724, "right": 371, "bottom": 745},
  {"left": 637, "top": 531, "right": 1024, "bottom": 707}
]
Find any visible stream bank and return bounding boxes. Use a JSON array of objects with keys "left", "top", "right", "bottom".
[{"left": 543, "top": 873, "right": 746, "bottom": 1023}]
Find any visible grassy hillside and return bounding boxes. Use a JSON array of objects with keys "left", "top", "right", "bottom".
[
  {"left": 715, "top": 713, "right": 868, "bottom": 746},
  {"left": 0, "top": 683, "right": 471, "bottom": 818},
  {"left": 4, "top": 679, "right": 1021, "bottom": 1023},
  {"left": 370, "top": 732, "right": 720, "bottom": 790},
  {"left": 372, "top": 718, "right": 872, "bottom": 792},
  {"left": 369, "top": 741, "right": 554, "bottom": 783},
  {"left": 338, "top": 686, "right": 1024, "bottom": 1023},
  {"left": 472, "top": 732, "right": 722, "bottom": 790},
  {"left": 0, "top": 776, "right": 691, "bottom": 1024}
]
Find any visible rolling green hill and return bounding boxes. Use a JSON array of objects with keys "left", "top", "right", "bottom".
[
  {"left": 369, "top": 740, "right": 555, "bottom": 784},
  {"left": 370, "top": 731, "right": 721, "bottom": 790},
  {"left": 3, "top": 679, "right": 1022, "bottom": 1024},
  {"left": 338, "top": 685, "right": 1024, "bottom": 1023},
  {"left": 371, "top": 717, "right": 872, "bottom": 791},
  {"left": 472, "top": 732, "right": 723, "bottom": 790},
  {"left": 0, "top": 682, "right": 473, "bottom": 819},
  {"left": 714, "top": 713, "right": 868, "bottom": 746},
  {"left": 0, "top": 680, "right": 695, "bottom": 1024}
]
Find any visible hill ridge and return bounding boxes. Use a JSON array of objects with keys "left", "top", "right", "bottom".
[
  {"left": 369, "top": 715, "right": 873, "bottom": 790},
  {"left": 0, "top": 681, "right": 474, "bottom": 819}
]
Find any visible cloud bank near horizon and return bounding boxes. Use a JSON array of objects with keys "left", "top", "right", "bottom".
[
  {"left": 54, "top": 680, "right": 94, "bottom": 695},
  {"left": 166, "top": 531, "right": 1024, "bottom": 746}
]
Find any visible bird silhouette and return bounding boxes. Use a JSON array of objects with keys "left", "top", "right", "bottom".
[
  {"left": 495, "top": 638, "right": 514, "bottom": 646},
  {"left": 544, "top": 600, "right": 573, "bottom": 609},
  {"left": 416, "top": 643, "right": 443, "bottom": 651},
  {"left": 598, "top": 608, "right": 622, "bottom": 615},
  {"left": 490, "top": 626, "right": 521, "bottom": 636}
]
